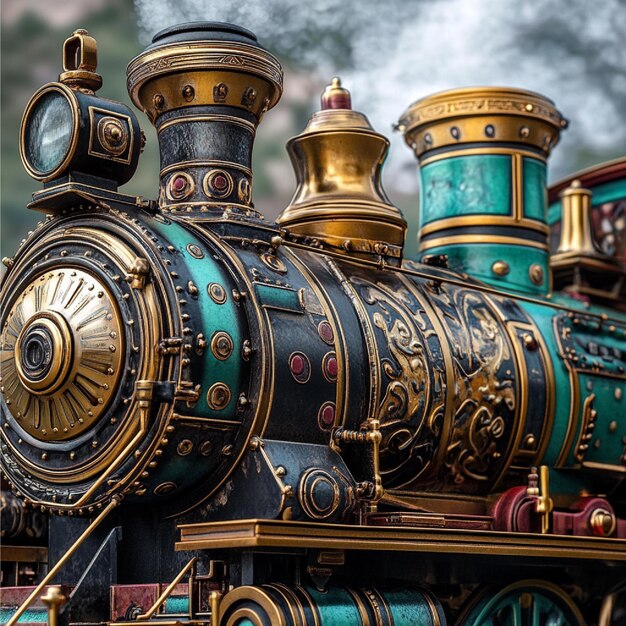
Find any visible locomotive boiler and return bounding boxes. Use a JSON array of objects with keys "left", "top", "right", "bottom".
[{"left": 1, "top": 22, "right": 626, "bottom": 626}]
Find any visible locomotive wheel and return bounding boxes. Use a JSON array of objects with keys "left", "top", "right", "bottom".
[{"left": 456, "top": 580, "right": 586, "bottom": 626}]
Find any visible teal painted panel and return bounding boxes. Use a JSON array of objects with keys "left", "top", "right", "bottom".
[
  {"left": 164, "top": 595, "right": 189, "bottom": 614},
  {"left": 307, "top": 586, "right": 360, "bottom": 624},
  {"left": 386, "top": 588, "right": 442, "bottom": 626},
  {"left": 548, "top": 177, "right": 626, "bottom": 225},
  {"left": 147, "top": 216, "right": 245, "bottom": 419},
  {"left": 305, "top": 586, "right": 443, "bottom": 625},
  {"left": 523, "top": 157, "right": 547, "bottom": 222},
  {"left": 517, "top": 295, "right": 626, "bottom": 493},
  {"left": 545, "top": 312, "right": 626, "bottom": 469},
  {"left": 0, "top": 608, "right": 46, "bottom": 623},
  {"left": 420, "top": 155, "right": 512, "bottom": 227},
  {"left": 424, "top": 244, "right": 549, "bottom": 296},
  {"left": 576, "top": 373, "right": 625, "bottom": 467},
  {"left": 548, "top": 201, "right": 559, "bottom": 224},
  {"left": 254, "top": 283, "right": 302, "bottom": 313}
]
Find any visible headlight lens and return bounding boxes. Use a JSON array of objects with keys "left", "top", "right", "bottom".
[{"left": 23, "top": 89, "right": 74, "bottom": 176}]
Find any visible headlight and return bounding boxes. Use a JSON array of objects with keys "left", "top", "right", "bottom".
[{"left": 20, "top": 84, "right": 79, "bottom": 181}]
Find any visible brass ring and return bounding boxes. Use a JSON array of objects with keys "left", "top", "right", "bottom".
[{"left": 15, "top": 312, "right": 73, "bottom": 395}]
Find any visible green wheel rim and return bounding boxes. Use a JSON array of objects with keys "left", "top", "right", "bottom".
[{"left": 458, "top": 580, "right": 586, "bottom": 626}]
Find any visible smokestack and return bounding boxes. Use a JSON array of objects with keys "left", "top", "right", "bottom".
[
  {"left": 126, "top": 22, "right": 282, "bottom": 217},
  {"left": 398, "top": 87, "right": 567, "bottom": 295}
]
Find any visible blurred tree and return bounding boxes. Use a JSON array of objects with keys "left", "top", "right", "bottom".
[{"left": 1, "top": 0, "right": 157, "bottom": 256}]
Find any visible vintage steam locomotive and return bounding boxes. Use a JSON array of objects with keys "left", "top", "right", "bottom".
[{"left": 2, "top": 22, "right": 626, "bottom": 626}]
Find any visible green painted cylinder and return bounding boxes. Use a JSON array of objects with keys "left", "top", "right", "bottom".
[
  {"left": 416, "top": 153, "right": 551, "bottom": 295},
  {"left": 218, "top": 584, "right": 446, "bottom": 626},
  {"left": 398, "top": 86, "right": 567, "bottom": 296}
]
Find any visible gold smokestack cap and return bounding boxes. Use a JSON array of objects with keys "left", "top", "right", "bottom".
[
  {"left": 398, "top": 86, "right": 568, "bottom": 159},
  {"left": 126, "top": 22, "right": 283, "bottom": 123},
  {"left": 278, "top": 78, "right": 406, "bottom": 264}
]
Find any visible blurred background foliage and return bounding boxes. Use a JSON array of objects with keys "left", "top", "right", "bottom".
[{"left": 2, "top": 0, "right": 624, "bottom": 260}]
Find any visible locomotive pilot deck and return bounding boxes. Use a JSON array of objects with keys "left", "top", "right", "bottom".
[{"left": 176, "top": 518, "right": 626, "bottom": 563}]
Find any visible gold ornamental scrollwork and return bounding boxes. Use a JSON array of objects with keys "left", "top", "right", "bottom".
[
  {"left": 438, "top": 291, "right": 516, "bottom": 487},
  {"left": 348, "top": 273, "right": 444, "bottom": 486}
]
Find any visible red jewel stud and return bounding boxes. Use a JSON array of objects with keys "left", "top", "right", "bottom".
[
  {"left": 290, "top": 354, "right": 305, "bottom": 376},
  {"left": 213, "top": 174, "right": 228, "bottom": 191},
  {"left": 318, "top": 321, "right": 334, "bottom": 345},
  {"left": 323, "top": 353, "right": 338, "bottom": 382},
  {"left": 318, "top": 402, "right": 336, "bottom": 429},
  {"left": 289, "top": 352, "right": 311, "bottom": 383},
  {"left": 172, "top": 175, "right": 187, "bottom": 192}
]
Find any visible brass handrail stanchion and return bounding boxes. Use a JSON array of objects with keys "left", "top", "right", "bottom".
[
  {"left": 7, "top": 496, "right": 120, "bottom": 626},
  {"left": 41, "top": 586, "right": 67, "bottom": 626}
]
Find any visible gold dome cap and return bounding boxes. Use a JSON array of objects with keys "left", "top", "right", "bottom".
[
  {"left": 398, "top": 86, "right": 568, "bottom": 159},
  {"left": 277, "top": 78, "right": 406, "bottom": 263}
]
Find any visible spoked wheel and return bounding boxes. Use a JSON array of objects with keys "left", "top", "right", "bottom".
[{"left": 457, "top": 580, "right": 586, "bottom": 626}]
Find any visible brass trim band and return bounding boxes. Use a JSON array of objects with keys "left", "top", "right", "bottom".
[
  {"left": 157, "top": 114, "right": 256, "bottom": 135},
  {"left": 420, "top": 215, "right": 550, "bottom": 237},
  {"left": 513, "top": 152, "right": 524, "bottom": 221},
  {"left": 418, "top": 146, "right": 547, "bottom": 167},
  {"left": 401, "top": 86, "right": 564, "bottom": 128},
  {"left": 398, "top": 86, "right": 567, "bottom": 158},
  {"left": 160, "top": 159, "right": 253, "bottom": 178},
  {"left": 419, "top": 234, "right": 550, "bottom": 252},
  {"left": 127, "top": 40, "right": 283, "bottom": 110}
]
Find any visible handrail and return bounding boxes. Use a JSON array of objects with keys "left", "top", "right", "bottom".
[
  {"left": 136, "top": 557, "right": 197, "bottom": 620},
  {"left": 7, "top": 496, "right": 121, "bottom": 626}
]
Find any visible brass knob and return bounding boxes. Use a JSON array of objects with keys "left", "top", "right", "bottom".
[
  {"left": 41, "top": 586, "right": 67, "bottom": 626},
  {"left": 590, "top": 507, "right": 616, "bottom": 537}
]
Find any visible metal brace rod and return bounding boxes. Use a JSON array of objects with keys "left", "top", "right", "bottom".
[
  {"left": 136, "top": 557, "right": 197, "bottom": 620},
  {"left": 7, "top": 496, "right": 121, "bottom": 626}
]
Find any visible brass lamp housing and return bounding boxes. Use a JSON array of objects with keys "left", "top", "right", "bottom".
[{"left": 278, "top": 90, "right": 406, "bottom": 263}]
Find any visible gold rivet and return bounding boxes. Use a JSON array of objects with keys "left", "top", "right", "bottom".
[
  {"left": 177, "top": 439, "right": 193, "bottom": 456},
  {"left": 211, "top": 331, "right": 234, "bottom": 360},
  {"left": 207, "top": 382, "right": 231, "bottom": 410},
  {"left": 208, "top": 282, "right": 227, "bottom": 304},
  {"left": 529, "top": 264, "right": 544, "bottom": 285},
  {"left": 523, "top": 434, "right": 536, "bottom": 449},
  {"left": 522, "top": 333, "right": 537, "bottom": 351},
  {"left": 609, "top": 421, "right": 618, "bottom": 433},
  {"left": 492, "top": 260, "right": 510, "bottom": 276}
]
